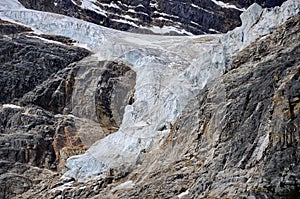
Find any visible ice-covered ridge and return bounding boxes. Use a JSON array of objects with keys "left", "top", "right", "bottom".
[
  {"left": 1, "top": 0, "right": 299, "bottom": 181},
  {"left": 211, "top": 0, "right": 246, "bottom": 11}
]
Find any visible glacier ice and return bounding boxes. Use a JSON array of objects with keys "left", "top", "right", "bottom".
[
  {"left": 0, "top": 0, "right": 24, "bottom": 10},
  {"left": 0, "top": 0, "right": 299, "bottom": 181}
]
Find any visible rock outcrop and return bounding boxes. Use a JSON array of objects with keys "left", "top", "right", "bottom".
[
  {"left": 0, "top": 28, "right": 90, "bottom": 104},
  {"left": 95, "top": 61, "right": 136, "bottom": 134}
]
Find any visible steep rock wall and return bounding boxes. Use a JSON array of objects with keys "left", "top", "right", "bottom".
[{"left": 106, "top": 13, "right": 300, "bottom": 199}]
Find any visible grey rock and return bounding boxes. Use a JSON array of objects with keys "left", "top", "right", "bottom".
[
  {"left": 0, "top": 31, "right": 90, "bottom": 104},
  {"left": 21, "top": 65, "right": 80, "bottom": 114}
]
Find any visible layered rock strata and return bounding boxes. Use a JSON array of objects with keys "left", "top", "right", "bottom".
[{"left": 17, "top": 0, "right": 285, "bottom": 35}]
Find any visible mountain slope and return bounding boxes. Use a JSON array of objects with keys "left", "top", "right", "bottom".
[
  {"left": 17, "top": 0, "right": 285, "bottom": 35},
  {"left": 108, "top": 13, "right": 300, "bottom": 199},
  {"left": 0, "top": 0, "right": 299, "bottom": 198},
  {"left": 6, "top": 6, "right": 299, "bottom": 199}
]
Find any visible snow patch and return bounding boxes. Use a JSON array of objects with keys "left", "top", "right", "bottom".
[
  {"left": 178, "top": 189, "right": 189, "bottom": 198},
  {"left": 146, "top": 25, "right": 194, "bottom": 35},
  {"left": 153, "top": 11, "right": 180, "bottom": 19},
  {"left": 2, "top": 104, "right": 22, "bottom": 109},
  {"left": 101, "top": 2, "right": 121, "bottom": 9},
  {"left": 211, "top": 0, "right": 246, "bottom": 11},
  {"left": 111, "top": 18, "right": 138, "bottom": 27},
  {"left": 191, "top": 4, "right": 214, "bottom": 14},
  {"left": 209, "top": 28, "right": 221, "bottom": 33},
  {"left": 111, "top": 180, "right": 135, "bottom": 192},
  {"left": 80, "top": 0, "right": 108, "bottom": 17}
]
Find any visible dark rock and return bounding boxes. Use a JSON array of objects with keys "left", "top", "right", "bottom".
[
  {"left": 0, "top": 104, "right": 103, "bottom": 197},
  {"left": 0, "top": 30, "right": 90, "bottom": 104},
  {"left": 34, "top": 33, "right": 76, "bottom": 45},
  {"left": 95, "top": 61, "right": 136, "bottom": 134},
  {"left": 0, "top": 19, "right": 32, "bottom": 35},
  {"left": 21, "top": 64, "right": 79, "bottom": 114},
  {"left": 0, "top": 173, "right": 32, "bottom": 198},
  {"left": 220, "top": 0, "right": 285, "bottom": 8},
  {"left": 0, "top": 106, "right": 56, "bottom": 168}
]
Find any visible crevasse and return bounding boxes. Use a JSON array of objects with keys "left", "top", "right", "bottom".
[{"left": 0, "top": 0, "right": 299, "bottom": 181}]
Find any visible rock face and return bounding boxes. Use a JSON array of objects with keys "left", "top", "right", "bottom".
[
  {"left": 100, "top": 13, "right": 299, "bottom": 198},
  {"left": 0, "top": 19, "right": 32, "bottom": 35},
  {"left": 17, "top": 0, "right": 285, "bottom": 35},
  {"left": 220, "top": 0, "right": 285, "bottom": 7},
  {"left": 0, "top": 0, "right": 299, "bottom": 199},
  {"left": 0, "top": 31, "right": 90, "bottom": 104},
  {"left": 5, "top": 8, "right": 299, "bottom": 199},
  {"left": 0, "top": 20, "right": 86, "bottom": 198},
  {"left": 0, "top": 20, "right": 136, "bottom": 198}
]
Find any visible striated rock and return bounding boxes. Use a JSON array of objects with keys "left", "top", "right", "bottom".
[
  {"left": 221, "top": 0, "right": 285, "bottom": 8},
  {"left": 21, "top": 65, "right": 80, "bottom": 114},
  {"left": 0, "top": 161, "right": 60, "bottom": 199},
  {"left": 0, "top": 19, "right": 32, "bottom": 35},
  {"left": 0, "top": 104, "right": 104, "bottom": 198},
  {"left": 0, "top": 32, "right": 90, "bottom": 104}
]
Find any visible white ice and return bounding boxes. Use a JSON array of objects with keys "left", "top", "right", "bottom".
[
  {"left": 0, "top": 0, "right": 24, "bottom": 10},
  {"left": 2, "top": 104, "right": 22, "bottom": 109}
]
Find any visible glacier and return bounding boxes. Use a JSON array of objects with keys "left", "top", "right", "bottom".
[{"left": 0, "top": 0, "right": 299, "bottom": 181}]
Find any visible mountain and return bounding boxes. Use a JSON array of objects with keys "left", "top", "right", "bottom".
[
  {"left": 0, "top": 0, "right": 299, "bottom": 198},
  {"left": 17, "top": 0, "right": 285, "bottom": 35}
]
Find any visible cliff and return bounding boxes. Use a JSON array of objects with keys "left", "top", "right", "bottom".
[{"left": 0, "top": 0, "right": 299, "bottom": 198}]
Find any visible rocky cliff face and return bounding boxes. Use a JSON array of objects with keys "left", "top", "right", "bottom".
[
  {"left": 0, "top": 19, "right": 137, "bottom": 198},
  {"left": 0, "top": 0, "right": 299, "bottom": 198},
  {"left": 17, "top": 0, "right": 285, "bottom": 35},
  {"left": 107, "top": 13, "right": 300, "bottom": 199},
  {"left": 16, "top": 11, "right": 299, "bottom": 199}
]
